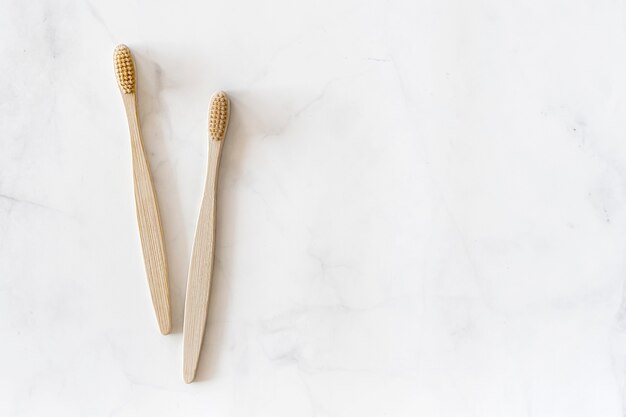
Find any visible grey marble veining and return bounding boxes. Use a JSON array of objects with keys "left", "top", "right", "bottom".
[{"left": 2, "top": 0, "right": 626, "bottom": 415}]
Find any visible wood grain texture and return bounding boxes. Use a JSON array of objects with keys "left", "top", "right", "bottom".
[
  {"left": 122, "top": 93, "right": 171, "bottom": 335},
  {"left": 182, "top": 138, "right": 224, "bottom": 383}
]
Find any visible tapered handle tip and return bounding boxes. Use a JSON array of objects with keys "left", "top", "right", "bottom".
[
  {"left": 158, "top": 318, "right": 171, "bottom": 335},
  {"left": 183, "top": 359, "right": 198, "bottom": 383}
]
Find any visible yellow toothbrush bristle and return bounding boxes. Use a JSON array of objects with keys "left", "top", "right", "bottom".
[
  {"left": 209, "top": 91, "right": 230, "bottom": 141},
  {"left": 114, "top": 44, "right": 136, "bottom": 94}
]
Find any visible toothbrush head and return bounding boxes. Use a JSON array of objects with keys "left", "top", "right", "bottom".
[
  {"left": 114, "top": 44, "right": 136, "bottom": 94},
  {"left": 209, "top": 91, "right": 230, "bottom": 141}
]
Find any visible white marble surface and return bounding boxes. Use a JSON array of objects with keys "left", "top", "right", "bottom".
[{"left": 2, "top": 0, "right": 626, "bottom": 415}]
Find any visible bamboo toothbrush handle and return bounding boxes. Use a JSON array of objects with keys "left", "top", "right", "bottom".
[
  {"left": 183, "top": 138, "right": 223, "bottom": 383},
  {"left": 123, "top": 93, "right": 171, "bottom": 335}
]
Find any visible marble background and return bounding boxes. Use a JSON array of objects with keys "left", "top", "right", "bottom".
[{"left": 2, "top": 0, "right": 626, "bottom": 415}]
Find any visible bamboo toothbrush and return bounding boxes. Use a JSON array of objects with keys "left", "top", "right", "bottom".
[
  {"left": 183, "top": 91, "right": 230, "bottom": 383},
  {"left": 114, "top": 44, "right": 171, "bottom": 335}
]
